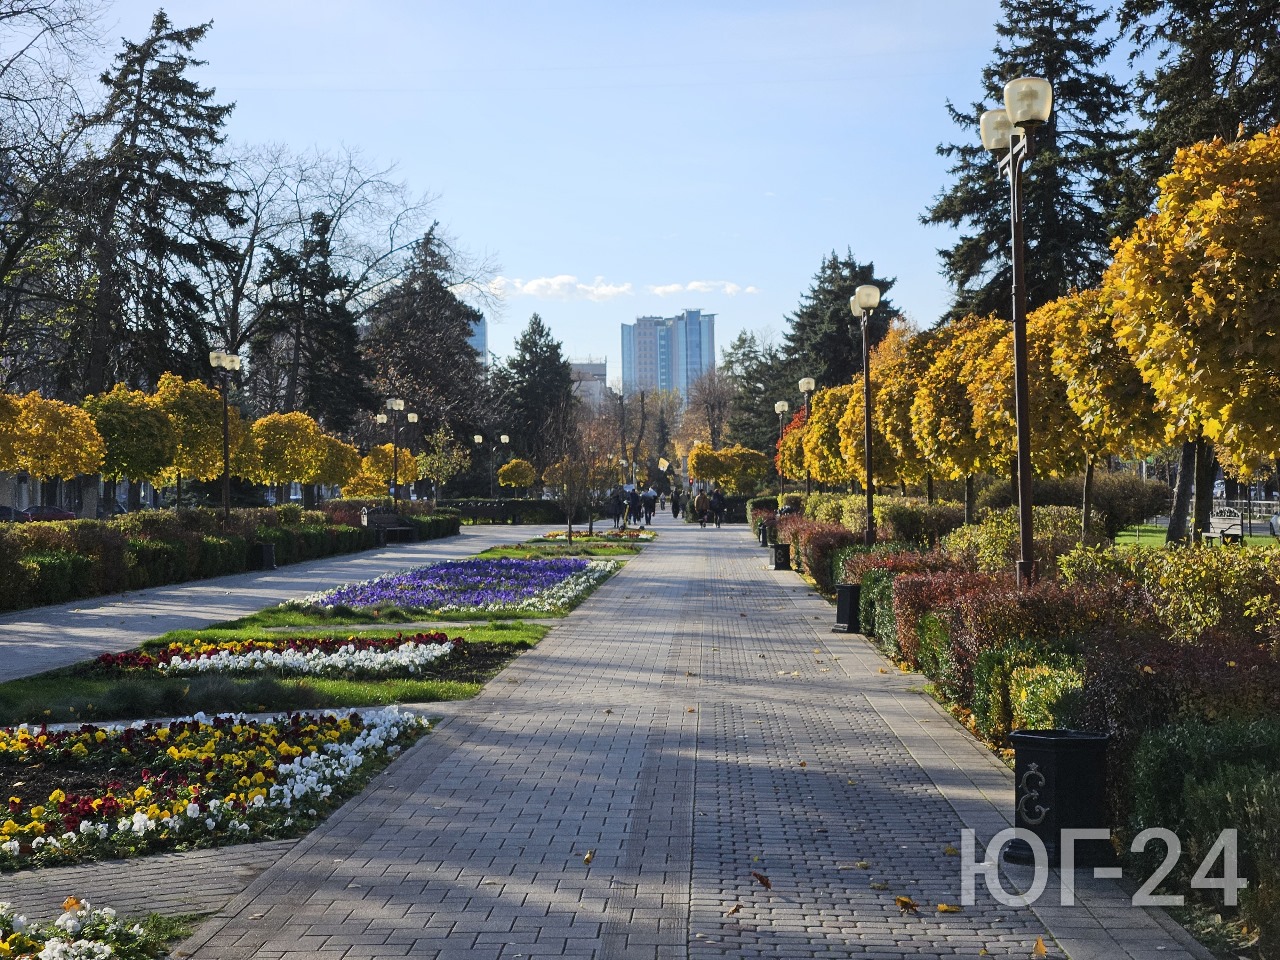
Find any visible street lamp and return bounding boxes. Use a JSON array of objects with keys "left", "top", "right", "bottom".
[
  {"left": 384, "top": 399, "right": 405, "bottom": 501},
  {"left": 851, "top": 284, "right": 880, "bottom": 547},
  {"left": 208, "top": 349, "right": 241, "bottom": 520},
  {"left": 798, "top": 377, "right": 815, "bottom": 494},
  {"left": 474, "top": 433, "right": 508, "bottom": 497},
  {"left": 981, "top": 76, "right": 1053, "bottom": 586},
  {"left": 774, "top": 399, "right": 790, "bottom": 499}
]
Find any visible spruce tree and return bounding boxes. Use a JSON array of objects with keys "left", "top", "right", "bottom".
[
  {"left": 495, "top": 314, "right": 575, "bottom": 475},
  {"left": 781, "top": 250, "right": 900, "bottom": 390},
  {"left": 922, "top": 0, "right": 1132, "bottom": 321},
  {"left": 1120, "top": 0, "right": 1280, "bottom": 210},
  {"left": 71, "top": 11, "right": 237, "bottom": 394}
]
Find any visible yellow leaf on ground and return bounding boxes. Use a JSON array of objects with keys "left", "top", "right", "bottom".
[
  {"left": 942, "top": 844, "right": 959, "bottom": 856},
  {"left": 1033, "top": 935, "right": 1048, "bottom": 956},
  {"left": 894, "top": 895, "right": 918, "bottom": 915},
  {"left": 582, "top": 850, "right": 594, "bottom": 864},
  {"left": 937, "top": 903, "right": 962, "bottom": 913}
]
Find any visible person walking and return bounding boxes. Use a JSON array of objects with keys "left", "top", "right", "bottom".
[
  {"left": 670, "top": 489, "right": 681, "bottom": 520},
  {"left": 627, "top": 487, "right": 642, "bottom": 527},
  {"left": 609, "top": 490, "right": 623, "bottom": 529},
  {"left": 693, "top": 489, "right": 709, "bottom": 529},
  {"left": 709, "top": 487, "right": 725, "bottom": 528}
]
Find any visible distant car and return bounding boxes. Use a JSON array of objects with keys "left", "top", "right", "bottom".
[
  {"left": 21, "top": 504, "right": 77, "bottom": 522},
  {"left": 0, "top": 505, "right": 28, "bottom": 522}
]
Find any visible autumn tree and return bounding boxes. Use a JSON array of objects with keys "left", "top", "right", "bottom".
[
  {"left": 1107, "top": 127, "right": 1280, "bottom": 537},
  {"left": 15, "top": 391, "right": 104, "bottom": 513},
  {"left": 838, "top": 375, "right": 899, "bottom": 494},
  {"left": 347, "top": 443, "right": 419, "bottom": 499},
  {"left": 685, "top": 368, "right": 733, "bottom": 450},
  {"left": 83, "top": 383, "right": 176, "bottom": 507},
  {"left": 497, "top": 458, "right": 536, "bottom": 495},
  {"left": 252, "top": 411, "right": 327, "bottom": 503},
  {"left": 414, "top": 426, "right": 471, "bottom": 500},
  {"left": 870, "top": 324, "right": 933, "bottom": 494},
  {"left": 776, "top": 409, "right": 806, "bottom": 484},
  {"left": 802, "top": 385, "right": 856, "bottom": 488}
]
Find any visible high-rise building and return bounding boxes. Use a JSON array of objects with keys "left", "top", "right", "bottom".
[
  {"left": 468, "top": 316, "right": 488, "bottom": 365},
  {"left": 620, "top": 309, "right": 714, "bottom": 398},
  {"left": 569, "top": 358, "right": 608, "bottom": 410}
]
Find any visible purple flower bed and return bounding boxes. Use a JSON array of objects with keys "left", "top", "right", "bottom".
[{"left": 296, "top": 557, "right": 598, "bottom": 612}]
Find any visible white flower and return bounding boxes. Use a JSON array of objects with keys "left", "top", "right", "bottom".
[{"left": 185, "top": 803, "right": 200, "bottom": 818}]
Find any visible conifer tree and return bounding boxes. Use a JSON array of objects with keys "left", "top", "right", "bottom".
[
  {"left": 781, "top": 250, "right": 900, "bottom": 389},
  {"left": 493, "top": 314, "right": 575, "bottom": 475},
  {"left": 922, "top": 0, "right": 1132, "bottom": 321},
  {"left": 71, "top": 12, "right": 237, "bottom": 394}
]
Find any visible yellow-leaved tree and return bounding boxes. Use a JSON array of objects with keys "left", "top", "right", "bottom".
[
  {"left": 1108, "top": 127, "right": 1280, "bottom": 478},
  {"left": 870, "top": 324, "right": 931, "bottom": 490},
  {"left": 16, "top": 392, "right": 106, "bottom": 480},
  {"left": 315, "top": 435, "right": 362, "bottom": 489},
  {"left": 83, "top": 384, "right": 176, "bottom": 485},
  {"left": 497, "top": 458, "right": 537, "bottom": 494},
  {"left": 346, "top": 443, "right": 420, "bottom": 498},
  {"left": 153, "top": 373, "right": 234, "bottom": 488},
  {"left": 252, "top": 412, "right": 328, "bottom": 494},
  {"left": 776, "top": 409, "right": 807, "bottom": 482},
  {"left": 802, "top": 385, "right": 855, "bottom": 488},
  {"left": 838, "top": 374, "right": 899, "bottom": 492},
  {"left": 910, "top": 315, "right": 994, "bottom": 514}
]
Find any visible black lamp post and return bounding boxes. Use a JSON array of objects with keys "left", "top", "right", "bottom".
[
  {"left": 798, "top": 377, "right": 815, "bottom": 494},
  {"left": 774, "top": 399, "right": 789, "bottom": 499},
  {"left": 851, "top": 284, "right": 880, "bottom": 547},
  {"left": 981, "top": 76, "right": 1053, "bottom": 587},
  {"left": 474, "top": 433, "right": 508, "bottom": 497},
  {"left": 208, "top": 349, "right": 241, "bottom": 520}
]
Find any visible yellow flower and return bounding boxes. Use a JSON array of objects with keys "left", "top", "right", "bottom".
[
  {"left": 48, "top": 789, "right": 66, "bottom": 804},
  {"left": 29, "top": 806, "right": 45, "bottom": 819},
  {"left": 69, "top": 742, "right": 88, "bottom": 758},
  {"left": 62, "top": 896, "right": 81, "bottom": 912}
]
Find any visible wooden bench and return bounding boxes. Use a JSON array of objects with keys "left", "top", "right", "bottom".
[
  {"left": 1208, "top": 507, "right": 1244, "bottom": 544},
  {"left": 361, "top": 507, "right": 415, "bottom": 545}
]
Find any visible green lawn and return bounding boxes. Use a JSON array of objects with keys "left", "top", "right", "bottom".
[
  {"left": 1115, "top": 523, "right": 1277, "bottom": 547},
  {"left": 478, "top": 541, "right": 640, "bottom": 559},
  {"left": 0, "top": 622, "right": 546, "bottom": 725}
]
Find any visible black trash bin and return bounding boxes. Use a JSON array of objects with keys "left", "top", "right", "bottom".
[
  {"left": 769, "top": 542, "right": 791, "bottom": 571},
  {"left": 248, "top": 542, "right": 277, "bottom": 571},
  {"left": 1005, "top": 729, "right": 1113, "bottom": 867},
  {"left": 832, "top": 583, "right": 860, "bottom": 633}
]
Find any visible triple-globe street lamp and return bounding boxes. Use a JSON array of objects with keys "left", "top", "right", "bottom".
[
  {"left": 208, "top": 349, "right": 241, "bottom": 520},
  {"left": 850, "top": 284, "right": 880, "bottom": 547},
  {"left": 980, "top": 76, "right": 1054, "bottom": 586},
  {"left": 474, "top": 433, "right": 509, "bottom": 498},
  {"left": 376, "top": 399, "right": 417, "bottom": 500}
]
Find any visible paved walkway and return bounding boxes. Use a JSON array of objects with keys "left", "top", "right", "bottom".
[{"left": 0, "top": 521, "right": 1208, "bottom": 959}]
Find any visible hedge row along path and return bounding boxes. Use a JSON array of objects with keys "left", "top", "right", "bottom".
[{"left": 2, "top": 515, "right": 1206, "bottom": 959}]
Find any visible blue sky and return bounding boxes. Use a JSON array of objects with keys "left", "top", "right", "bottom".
[{"left": 103, "top": 1, "right": 1005, "bottom": 374}]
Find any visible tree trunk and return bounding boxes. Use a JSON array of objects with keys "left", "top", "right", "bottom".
[
  {"left": 1081, "top": 458, "right": 1094, "bottom": 540},
  {"left": 1166, "top": 440, "right": 1197, "bottom": 543},
  {"left": 1192, "top": 440, "right": 1216, "bottom": 541},
  {"left": 926, "top": 474, "right": 934, "bottom": 505},
  {"left": 964, "top": 474, "right": 975, "bottom": 524}
]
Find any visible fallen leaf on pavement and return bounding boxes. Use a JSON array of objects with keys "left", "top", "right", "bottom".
[
  {"left": 869, "top": 881, "right": 889, "bottom": 890},
  {"left": 943, "top": 844, "right": 959, "bottom": 856},
  {"left": 895, "top": 895, "right": 918, "bottom": 915},
  {"left": 751, "top": 871, "right": 772, "bottom": 890},
  {"left": 855, "top": 860, "right": 870, "bottom": 869},
  {"left": 937, "top": 903, "right": 962, "bottom": 913},
  {"left": 583, "top": 850, "right": 594, "bottom": 865},
  {"left": 724, "top": 903, "right": 742, "bottom": 916},
  {"left": 1032, "top": 936, "right": 1047, "bottom": 956}
]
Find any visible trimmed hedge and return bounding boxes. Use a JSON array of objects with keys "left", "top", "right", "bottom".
[
  {"left": 0, "top": 504, "right": 459, "bottom": 612},
  {"left": 976, "top": 471, "right": 1172, "bottom": 540}
]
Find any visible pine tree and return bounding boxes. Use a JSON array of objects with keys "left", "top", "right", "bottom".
[
  {"left": 71, "top": 12, "right": 237, "bottom": 394},
  {"left": 494, "top": 314, "right": 575, "bottom": 475},
  {"left": 922, "top": 0, "right": 1132, "bottom": 321},
  {"left": 251, "top": 212, "right": 374, "bottom": 432},
  {"left": 360, "top": 229, "right": 488, "bottom": 433},
  {"left": 781, "top": 250, "right": 901, "bottom": 389},
  {"left": 1119, "top": 0, "right": 1280, "bottom": 210}
]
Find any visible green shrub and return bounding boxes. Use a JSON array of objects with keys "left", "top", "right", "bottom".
[
  {"left": 916, "top": 613, "right": 953, "bottom": 690},
  {"left": 941, "top": 504, "right": 1104, "bottom": 579},
  {"left": 1008, "top": 659, "right": 1083, "bottom": 731},
  {"left": 1129, "top": 718, "right": 1280, "bottom": 945},
  {"left": 127, "top": 538, "right": 187, "bottom": 588},
  {"left": 0, "top": 530, "right": 31, "bottom": 610},
  {"left": 21, "top": 551, "right": 94, "bottom": 605},
  {"left": 877, "top": 498, "right": 966, "bottom": 547},
  {"left": 977, "top": 471, "right": 1172, "bottom": 540},
  {"left": 1061, "top": 542, "right": 1280, "bottom": 644},
  {"left": 277, "top": 503, "right": 304, "bottom": 525}
]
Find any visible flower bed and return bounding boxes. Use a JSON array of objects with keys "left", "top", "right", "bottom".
[
  {"left": 95, "top": 632, "right": 461, "bottom": 679},
  {"left": 288, "top": 557, "right": 619, "bottom": 615},
  {"left": 541, "top": 529, "right": 655, "bottom": 541},
  {"left": 1, "top": 897, "right": 166, "bottom": 959},
  {"left": 0, "top": 707, "right": 427, "bottom": 871}
]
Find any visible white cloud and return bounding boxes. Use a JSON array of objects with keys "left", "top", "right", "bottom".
[
  {"left": 487, "top": 275, "right": 633, "bottom": 302},
  {"left": 647, "top": 280, "right": 758, "bottom": 297}
]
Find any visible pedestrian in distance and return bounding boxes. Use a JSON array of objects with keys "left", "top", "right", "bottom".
[
  {"left": 628, "top": 488, "right": 643, "bottom": 527},
  {"left": 671, "top": 489, "right": 681, "bottom": 520},
  {"left": 693, "top": 489, "right": 709, "bottom": 529},
  {"left": 709, "top": 487, "right": 725, "bottom": 528}
]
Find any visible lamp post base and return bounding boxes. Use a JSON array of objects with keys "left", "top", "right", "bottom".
[{"left": 1016, "top": 559, "right": 1037, "bottom": 587}]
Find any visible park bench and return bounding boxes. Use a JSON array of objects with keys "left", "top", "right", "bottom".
[
  {"left": 361, "top": 506, "right": 415, "bottom": 545},
  {"left": 1208, "top": 507, "right": 1244, "bottom": 544}
]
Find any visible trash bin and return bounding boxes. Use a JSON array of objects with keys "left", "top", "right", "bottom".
[
  {"left": 769, "top": 542, "right": 791, "bottom": 571},
  {"left": 248, "top": 542, "right": 277, "bottom": 571},
  {"left": 1005, "top": 729, "right": 1113, "bottom": 867},
  {"left": 832, "top": 583, "right": 860, "bottom": 633}
]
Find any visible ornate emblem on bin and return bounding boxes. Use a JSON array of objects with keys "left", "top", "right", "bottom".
[{"left": 1016, "top": 762, "right": 1048, "bottom": 826}]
